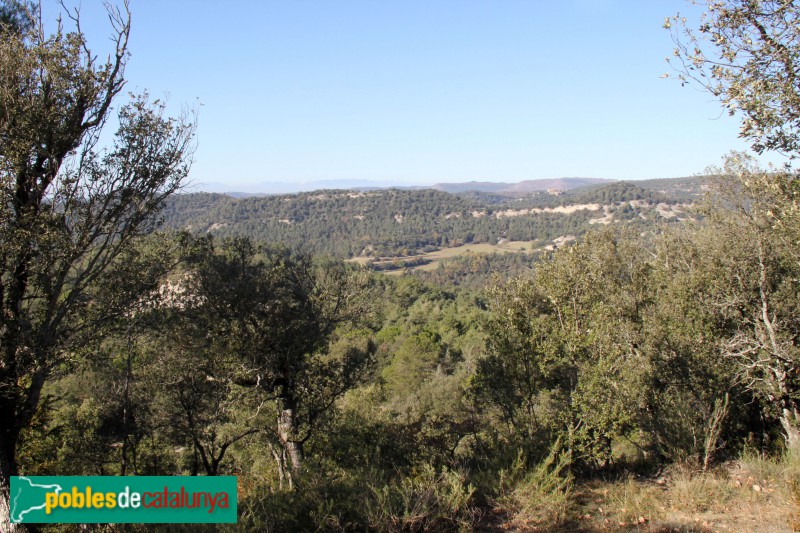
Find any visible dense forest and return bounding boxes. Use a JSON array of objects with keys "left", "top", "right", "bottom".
[{"left": 2, "top": 1, "right": 800, "bottom": 532}]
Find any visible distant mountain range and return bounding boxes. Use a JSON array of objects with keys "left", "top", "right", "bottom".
[
  {"left": 188, "top": 177, "right": 616, "bottom": 196},
  {"left": 430, "top": 178, "right": 615, "bottom": 195},
  {"left": 186, "top": 179, "right": 424, "bottom": 196}
]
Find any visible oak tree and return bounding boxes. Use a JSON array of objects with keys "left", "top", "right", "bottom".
[{"left": 0, "top": 1, "right": 194, "bottom": 524}]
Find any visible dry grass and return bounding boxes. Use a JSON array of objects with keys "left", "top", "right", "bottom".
[{"left": 489, "top": 455, "right": 800, "bottom": 532}]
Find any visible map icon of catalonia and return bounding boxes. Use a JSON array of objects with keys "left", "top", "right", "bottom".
[{"left": 10, "top": 477, "right": 62, "bottom": 523}]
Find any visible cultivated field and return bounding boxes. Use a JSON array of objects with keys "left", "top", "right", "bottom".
[{"left": 349, "top": 239, "right": 541, "bottom": 273}]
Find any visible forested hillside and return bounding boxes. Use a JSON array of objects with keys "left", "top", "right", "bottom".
[{"left": 162, "top": 180, "right": 698, "bottom": 259}]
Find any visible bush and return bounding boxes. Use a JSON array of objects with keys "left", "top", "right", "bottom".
[
  {"left": 495, "top": 443, "right": 573, "bottom": 529},
  {"left": 367, "top": 465, "right": 479, "bottom": 532}
]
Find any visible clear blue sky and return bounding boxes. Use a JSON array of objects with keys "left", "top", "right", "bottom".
[{"left": 52, "top": 1, "right": 780, "bottom": 191}]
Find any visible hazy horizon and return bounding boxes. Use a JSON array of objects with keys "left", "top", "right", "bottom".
[{"left": 185, "top": 176, "right": 630, "bottom": 195}]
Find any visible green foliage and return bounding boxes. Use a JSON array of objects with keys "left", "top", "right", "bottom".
[
  {"left": 562, "top": 181, "right": 676, "bottom": 206},
  {"left": 664, "top": 0, "right": 800, "bottom": 455},
  {"left": 474, "top": 229, "right": 657, "bottom": 467},
  {"left": 458, "top": 180, "right": 682, "bottom": 208},
  {"left": 237, "top": 468, "right": 368, "bottom": 532},
  {"left": 382, "top": 332, "right": 442, "bottom": 397},
  {"left": 160, "top": 237, "right": 378, "bottom": 477},
  {"left": 163, "top": 189, "right": 489, "bottom": 258}
]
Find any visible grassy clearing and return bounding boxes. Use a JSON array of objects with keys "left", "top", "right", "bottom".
[{"left": 349, "top": 240, "right": 540, "bottom": 273}]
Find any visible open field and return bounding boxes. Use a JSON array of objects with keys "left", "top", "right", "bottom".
[{"left": 349, "top": 239, "right": 540, "bottom": 273}]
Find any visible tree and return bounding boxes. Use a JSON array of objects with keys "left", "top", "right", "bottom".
[
  {"left": 475, "top": 229, "right": 655, "bottom": 468},
  {"left": 474, "top": 277, "right": 560, "bottom": 449},
  {"left": 0, "top": 1, "right": 195, "bottom": 525},
  {"left": 667, "top": 0, "right": 800, "bottom": 454},
  {"left": 185, "top": 239, "right": 373, "bottom": 487},
  {"left": 666, "top": 0, "right": 800, "bottom": 158},
  {"left": 699, "top": 154, "right": 800, "bottom": 450}
]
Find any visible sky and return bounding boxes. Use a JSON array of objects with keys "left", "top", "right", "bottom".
[{"left": 49, "top": 1, "right": 784, "bottom": 192}]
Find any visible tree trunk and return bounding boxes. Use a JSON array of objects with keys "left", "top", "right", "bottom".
[
  {"left": 269, "top": 445, "right": 286, "bottom": 491},
  {"left": 121, "top": 328, "right": 134, "bottom": 476},
  {"left": 277, "top": 397, "right": 304, "bottom": 473},
  {"left": 0, "top": 491, "right": 15, "bottom": 533},
  {"left": 757, "top": 245, "right": 800, "bottom": 454},
  {"left": 780, "top": 406, "right": 800, "bottom": 453},
  {"left": 775, "top": 366, "right": 800, "bottom": 454},
  {"left": 0, "top": 420, "right": 20, "bottom": 531}
]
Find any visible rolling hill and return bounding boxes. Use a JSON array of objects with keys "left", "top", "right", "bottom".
[{"left": 162, "top": 178, "right": 704, "bottom": 263}]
